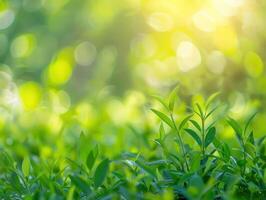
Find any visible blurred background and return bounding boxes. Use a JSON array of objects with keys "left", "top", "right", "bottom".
[{"left": 0, "top": 0, "right": 266, "bottom": 158}]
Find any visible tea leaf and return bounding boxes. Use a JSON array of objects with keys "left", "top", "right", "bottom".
[
  {"left": 227, "top": 117, "right": 243, "bottom": 145},
  {"left": 94, "top": 158, "right": 110, "bottom": 188},
  {"left": 185, "top": 128, "right": 202, "bottom": 146},
  {"left": 179, "top": 114, "right": 193, "bottom": 130},
  {"left": 205, "top": 127, "right": 216, "bottom": 148},
  {"left": 151, "top": 109, "right": 174, "bottom": 128},
  {"left": 247, "top": 131, "right": 255, "bottom": 145},
  {"left": 168, "top": 86, "right": 179, "bottom": 112},
  {"left": 195, "top": 103, "right": 204, "bottom": 118},
  {"left": 206, "top": 92, "right": 220, "bottom": 109},
  {"left": 86, "top": 151, "right": 96, "bottom": 170},
  {"left": 22, "top": 156, "right": 30, "bottom": 177},
  {"left": 190, "top": 120, "right": 201, "bottom": 132},
  {"left": 244, "top": 112, "right": 257, "bottom": 135},
  {"left": 70, "top": 175, "right": 91, "bottom": 194},
  {"left": 151, "top": 95, "right": 168, "bottom": 110},
  {"left": 159, "top": 123, "right": 165, "bottom": 140}
]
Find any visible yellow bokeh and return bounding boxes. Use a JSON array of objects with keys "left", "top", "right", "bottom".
[
  {"left": 213, "top": 25, "right": 238, "bottom": 55},
  {"left": 47, "top": 48, "right": 74, "bottom": 86},
  {"left": 19, "top": 82, "right": 42, "bottom": 110},
  {"left": 48, "top": 59, "right": 72, "bottom": 86},
  {"left": 244, "top": 51, "right": 264, "bottom": 78}
]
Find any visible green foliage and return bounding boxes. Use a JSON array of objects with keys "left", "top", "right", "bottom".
[{"left": 0, "top": 91, "right": 265, "bottom": 200}]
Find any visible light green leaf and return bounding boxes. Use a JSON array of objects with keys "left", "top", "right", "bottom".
[
  {"left": 168, "top": 86, "right": 179, "bottom": 112},
  {"left": 227, "top": 117, "right": 243, "bottom": 145},
  {"left": 151, "top": 109, "right": 174, "bottom": 128},
  {"left": 179, "top": 114, "right": 193, "bottom": 130},
  {"left": 195, "top": 103, "right": 204, "bottom": 118},
  {"left": 151, "top": 95, "right": 168, "bottom": 110},
  {"left": 159, "top": 123, "right": 165, "bottom": 140},
  {"left": 206, "top": 92, "right": 220, "bottom": 109},
  {"left": 244, "top": 112, "right": 257, "bottom": 135},
  {"left": 22, "top": 156, "right": 30, "bottom": 177}
]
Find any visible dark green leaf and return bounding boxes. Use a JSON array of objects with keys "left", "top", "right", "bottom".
[
  {"left": 135, "top": 159, "right": 157, "bottom": 178},
  {"left": 86, "top": 151, "right": 96, "bottom": 170},
  {"left": 221, "top": 143, "right": 231, "bottom": 161},
  {"left": 205, "top": 127, "right": 216, "bottom": 148},
  {"left": 185, "top": 128, "right": 202, "bottom": 146},
  {"left": 94, "top": 158, "right": 110, "bottom": 188},
  {"left": 247, "top": 131, "right": 255, "bottom": 145},
  {"left": 70, "top": 175, "right": 91, "bottom": 194},
  {"left": 190, "top": 120, "right": 201, "bottom": 132}
]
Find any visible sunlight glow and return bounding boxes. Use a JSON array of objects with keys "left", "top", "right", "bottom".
[
  {"left": 207, "top": 51, "right": 226, "bottom": 74},
  {"left": 176, "top": 41, "right": 201, "bottom": 72},
  {"left": 147, "top": 12, "right": 174, "bottom": 32},
  {"left": 193, "top": 10, "right": 216, "bottom": 32}
]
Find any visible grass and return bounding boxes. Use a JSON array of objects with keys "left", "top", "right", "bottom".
[{"left": 0, "top": 88, "right": 265, "bottom": 200}]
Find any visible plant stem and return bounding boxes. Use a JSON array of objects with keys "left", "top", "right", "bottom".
[
  {"left": 170, "top": 114, "right": 189, "bottom": 172},
  {"left": 201, "top": 116, "right": 205, "bottom": 156}
]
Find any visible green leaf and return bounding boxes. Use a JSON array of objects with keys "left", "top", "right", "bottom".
[
  {"left": 206, "top": 92, "right": 220, "bottom": 109},
  {"left": 94, "top": 158, "right": 110, "bottom": 188},
  {"left": 179, "top": 114, "right": 193, "bottom": 130},
  {"left": 86, "top": 151, "right": 95, "bottom": 170},
  {"left": 190, "top": 151, "right": 201, "bottom": 172},
  {"left": 247, "top": 131, "right": 255, "bottom": 145},
  {"left": 135, "top": 159, "right": 157, "bottom": 178},
  {"left": 205, "top": 105, "right": 219, "bottom": 119},
  {"left": 22, "top": 156, "right": 30, "bottom": 177},
  {"left": 205, "top": 127, "right": 216, "bottom": 148},
  {"left": 86, "top": 145, "right": 99, "bottom": 170},
  {"left": 70, "top": 175, "right": 91, "bottom": 194},
  {"left": 168, "top": 86, "right": 179, "bottom": 112},
  {"left": 185, "top": 128, "right": 202, "bottom": 146},
  {"left": 227, "top": 117, "right": 243, "bottom": 145},
  {"left": 151, "top": 109, "right": 174, "bottom": 128},
  {"left": 159, "top": 123, "right": 165, "bottom": 140},
  {"left": 67, "top": 186, "right": 75, "bottom": 200},
  {"left": 221, "top": 143, "right": 231, "bottom": 161},
  {"left": 190, "top": 120, "right": 201, "bottom": 132},
  {"left": 245, "top": 142, "right": 256, "bottom": 158},
  {"left": 195, "top": 103, "right": 204, "bottom": 118},
  {"left": 244, "top": 112, "right": 257, "bottom": 135},
  {"left": 151, "top": 95, "right": 168, "bottom": 110},
  {"left": 78, "top": 131, "right": 89, "bottom": 162}
]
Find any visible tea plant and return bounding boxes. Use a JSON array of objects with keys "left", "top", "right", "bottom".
[{"left": 0, "top": 89, "right": 265, "bottom": 200}]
